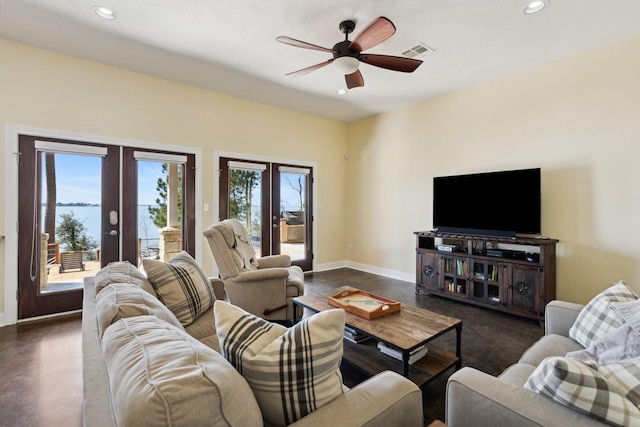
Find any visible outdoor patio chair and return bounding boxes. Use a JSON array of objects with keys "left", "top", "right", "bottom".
[{"left": 59, "top": 251, "right": 85, "bottom": 273}]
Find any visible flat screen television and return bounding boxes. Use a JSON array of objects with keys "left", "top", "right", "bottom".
[{"left": 433, "top": 168, "right": 541, "bottom": 238}]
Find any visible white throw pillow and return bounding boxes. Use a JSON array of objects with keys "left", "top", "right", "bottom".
[
  {"left": 143, "top": 251, "right": 214, "bottom": 326},
  {"left": 569, "top": 281, "right": 637, "bottom": 348},
  {"left": 214, "top": 301, "right": 345, "bottom": 426}
]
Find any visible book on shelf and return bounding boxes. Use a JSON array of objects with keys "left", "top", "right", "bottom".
[
  {"left": 377, "top": 342, "right": 428, "bottom": 364},
  {"left": 343, "top": 327, "right": 370, "bottom": 344},
  {"left": 456, "top": 260, "right": 465, "bottom": 276},
  {"left": 344, "top": 325, "right": 358, "bottom": 334}
]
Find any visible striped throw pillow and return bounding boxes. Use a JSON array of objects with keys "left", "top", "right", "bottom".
[
  {"left": 525, "top": 357, "right": 640, "bottom": 426},
  {"left": 569, "top": 281, "right": 637, "bottom": 348},
  {"left": 143, "top": 251, "right": 214, "bottom": 326},
  {"left": 214, "top": 301, "right": 345, "bottom": 427}
]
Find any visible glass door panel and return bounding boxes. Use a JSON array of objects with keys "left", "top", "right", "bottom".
[
  {"left": 274, "top": 164, "right": 312, "bottom": 271},
  {"left": 226, "top": 162, "right": 267, "bottom": 257},
  {"left": 39, "top": 152, "right": 103, "bottom": 294},
  {"left": 137, "top": 161, "right": 171, "bottom": 262},
  {"left": 276, "top": 166, "right": 309, "bottom": 265},
  {"left": 123, "top": 148, "right": 196, "bottom": 264}
]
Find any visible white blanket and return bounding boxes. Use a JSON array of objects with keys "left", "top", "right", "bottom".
[
  {"left": 228, "top": 219, "right": 259, "bottom": 270},
  {"left": 567, "top": 299, "right": 640, "bottom": 365}
]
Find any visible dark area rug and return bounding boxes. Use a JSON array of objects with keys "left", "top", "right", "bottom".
[{"left": 304, "top": 268, "right": 544, "bottom": 425}]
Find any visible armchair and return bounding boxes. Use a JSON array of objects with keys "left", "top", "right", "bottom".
[{"left": 203, "top": 219, "right": 304, "bottom": 322}]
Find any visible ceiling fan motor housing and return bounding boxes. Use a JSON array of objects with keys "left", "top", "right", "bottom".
[{"left": 333, "top": 40, "right": 360, "bottom": 60}]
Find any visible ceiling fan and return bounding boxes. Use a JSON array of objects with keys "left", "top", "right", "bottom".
[{"left": 276, "top": 17, "right": 423, "bottom": 89}]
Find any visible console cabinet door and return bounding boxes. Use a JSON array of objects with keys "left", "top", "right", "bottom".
[
  {"left": 416, "top": 251, "right": 440, "bottom": 294},
  {"left": 470, "top": 260, "right": 503, "bottom": 305},
  {"left": 440, "top": 255, "right": 470, "bottom": 298},
  {"left": 505, "top": 264, "right": 543, "bottom": 316}
]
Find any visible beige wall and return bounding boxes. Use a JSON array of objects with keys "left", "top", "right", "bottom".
[
  {"left": 0, "top": 39, "right": 348, "bottom": 319},
  {"left": 346, "top": 35, "right": 640, "bottom": 304},
  {"left": 2, "top": 34, "right": 639, "bottom": 321}
]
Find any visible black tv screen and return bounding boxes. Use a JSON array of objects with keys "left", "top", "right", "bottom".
[{"left": 433, "top": 168, "right": 541, "bottom": 237}]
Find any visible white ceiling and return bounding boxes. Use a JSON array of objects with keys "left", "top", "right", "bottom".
[{"left": 1, "top": 0, "right": 639, "bottom": 123}]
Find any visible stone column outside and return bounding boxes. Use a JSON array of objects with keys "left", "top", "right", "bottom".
[{"left": 159, "top": 227, "right": 183, "bottom": 261}]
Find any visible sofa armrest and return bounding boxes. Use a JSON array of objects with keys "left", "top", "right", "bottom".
[
  {"left": 290, "top": 371, "right": 423, "bottom": 427},
  {"left": 208, "top": 277, "right": 226, "bottom": 301},
  {"left": 82, "top": 278, "right": 117, "bottom": 427},
  {"left": 234, "top": 268, "right": 289, "bottom": 282},
  {"left": 446, "top": 367, "right": 605, "bottom": 427},
  {"left": 545, "top": 300, "right": 584, "bottom": 337}
]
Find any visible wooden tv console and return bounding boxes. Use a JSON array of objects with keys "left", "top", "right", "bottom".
[{"left": 415, "top": 231, "right": 558, "bottom": 321}]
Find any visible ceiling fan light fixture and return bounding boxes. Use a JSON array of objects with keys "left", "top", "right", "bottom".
[
  {"left": 523, "top": 1, "right": 548, "bottom": 14},
  {"left": 333, "top": 56, "right": 360, "bottom": 75},
  {"left": 93, "top": 6, "right": 117, "bottom": 20}
]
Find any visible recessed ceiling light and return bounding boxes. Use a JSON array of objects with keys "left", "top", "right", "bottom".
[
  {"left": 93, "top": 6, "right": 117, "bottom": 20},
  {"left": 337, "top": 89, "right": 347, "bottom": 96},
  {"left": 524, "top": 1, "right": 548, "bottom": 14}
]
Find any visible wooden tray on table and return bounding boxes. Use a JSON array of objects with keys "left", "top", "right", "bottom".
[{"left": 328, "top": 289, "right": 401, "bottom": 319}]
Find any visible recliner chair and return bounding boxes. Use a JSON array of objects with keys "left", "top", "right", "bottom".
[{"left": 203, "top": 219, "right": 304, "bottom": 323}]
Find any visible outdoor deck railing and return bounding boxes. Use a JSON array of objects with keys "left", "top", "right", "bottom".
[{"left": 139, "top": 237, "right": 160, "bottom": 259}]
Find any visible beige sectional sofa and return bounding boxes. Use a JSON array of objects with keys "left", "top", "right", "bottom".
[
  {"left": 446, "top": 282, "right": 640, "bottom": 427},
  {"left": 82, "top": 260, "right": 424, "bottom": 427}
]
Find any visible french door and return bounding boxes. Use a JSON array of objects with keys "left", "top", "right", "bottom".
[
  {"left": 17, "top": 135, "right": 195, "bottom": 319},
  {"left": 219, "top": 157, "right": 313, "bottom": 271}
]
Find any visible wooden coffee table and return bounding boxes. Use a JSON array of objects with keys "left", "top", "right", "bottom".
[{"left": 293, "top": 286, "right": 462, "bottom": 387}]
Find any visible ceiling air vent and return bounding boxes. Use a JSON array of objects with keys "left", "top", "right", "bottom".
[{"left": 402, "top": 42, "right": 434, "bottom": 58}]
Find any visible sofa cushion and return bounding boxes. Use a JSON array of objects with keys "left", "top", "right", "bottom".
[
  {"left": 519, "top": 334, "right": 585, "bottom": 366},
  {"left": 569, "top": 281, "right": 637, "bottom": 349},
  {"left": 184, "top": 307, "right": 220, "bottom": 353},
  {"left": 102, "top": 315, "right": 262, "bottom": 427},
  {"left": 95, "top": 282, "right": 183, "bottom": 338},
  {"left": 143, "top": 251, "right": 214, "bottom": 326},
  {"left": 214, "top": 300, "right": 345, "bottom": 427},
  {"left": 94, "top": 261, "right": 155, "bottom": 296},
  {"left": 524, "top": 356, "right": 640, "bottom": 426}
]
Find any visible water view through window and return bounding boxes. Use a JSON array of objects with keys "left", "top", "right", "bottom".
[{"left": 40, "top": 155, "right": 170, "bottom": 293}]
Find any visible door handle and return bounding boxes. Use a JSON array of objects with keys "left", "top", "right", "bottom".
[{"left": 104, "top": 230, "right": 118, "bottom": 236}]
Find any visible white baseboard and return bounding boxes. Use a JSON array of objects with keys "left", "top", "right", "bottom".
[
  {"left": 314, "top": 260, "right": 414, "bottom": 284},
  {"left": 345, "top": 261, "right": 414, "bottom": 284},
  {"left": 315, "top": 261, "right": 348, "bottom": 272},
  {"left": 0, "top": 313, "right": 5, "bottom": 328}
]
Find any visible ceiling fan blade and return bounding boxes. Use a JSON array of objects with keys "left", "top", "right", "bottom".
[
  {"left": 345, "top": 70, "right": 364, "bottom": 89},
  {"left": 350, "top": 17, "right": 396, "bottom": 52},
  {"left": 285, "top": 60, "right": 333, "bottom": 77},
  {"left": 276, "top": 36, "right": 334, "bottom": 53},
  {"left": 360, "top": 54, "right": 423, "bottom": 73}
]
